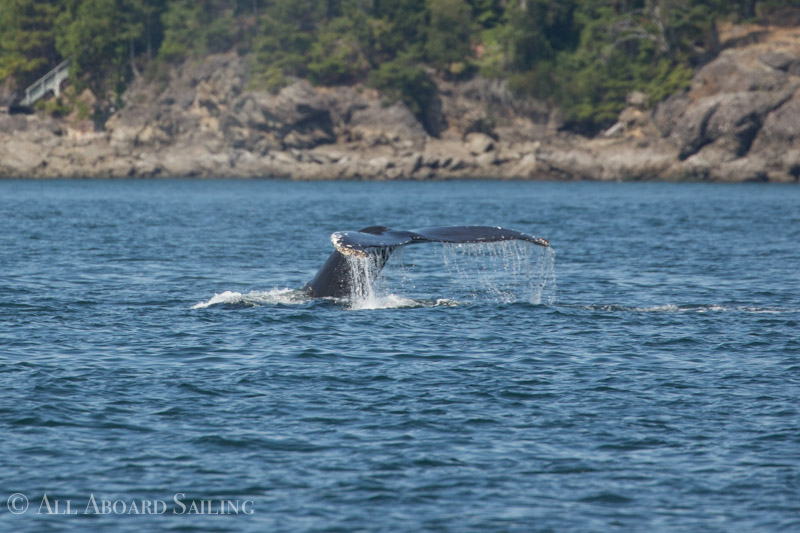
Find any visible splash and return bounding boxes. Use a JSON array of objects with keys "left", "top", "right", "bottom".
[
  {"left": 342, "top": 253, "right": 380, "bottom": 302},
  {"left": 441, "top": 240, "right": 557, "bottom": 304},
  {"left": 192, "top": 289, "right": 307, "bottom": 309},
  {"left": 194, "top": 242, "right": 557, "bottom": 310},
  {"left": 349, "top": 293, "right": 421, "bottom": 310},
  {"left": 342, "top": 252, "right": 415, "bottom": 309}
]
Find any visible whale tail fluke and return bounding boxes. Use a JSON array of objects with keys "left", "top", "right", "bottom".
[{"left": 304, "top": 225, "right": 549, "bottom": 299}]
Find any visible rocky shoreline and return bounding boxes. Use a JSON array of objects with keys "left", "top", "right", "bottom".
[{"left": 2, "top": 25, "right": 799, "bottom": 182}]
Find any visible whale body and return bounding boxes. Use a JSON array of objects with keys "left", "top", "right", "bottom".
[{"left": 304, "top": 225, "right": 549, "bottom": 299}]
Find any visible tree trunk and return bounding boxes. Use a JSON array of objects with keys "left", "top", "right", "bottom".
[
  {"left": 146, "top": 15, "right": 152, "bottom": 61},
  {"left": 130, "top": 38, "right": 140, "bottom": 78},
  {"left": 742, "top": 0, "right": 757, "bottom": 19}
]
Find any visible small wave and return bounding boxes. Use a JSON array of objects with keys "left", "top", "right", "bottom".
[
  {"left": 346, "top": 295, "right": 465, "bottom": 310},
  {"left": 192, "top": 289, "right": 308, "bottom": 309},
  {"left": 695, "top": 305, "right": 796, "bottom": 314},
  {"left": 578, "top": 304, "right": 799, "bottom": 314},
  {"left": 582, "top": 304, "right": 680, "bottom": 313}
]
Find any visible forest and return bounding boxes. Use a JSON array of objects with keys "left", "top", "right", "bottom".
[{"left": 0, "top": 0, "right": 794, "bottom": 132}]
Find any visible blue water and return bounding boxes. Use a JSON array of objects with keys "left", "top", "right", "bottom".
[{"left": 1, "top": 180, "right": 799, "bottom": 532}]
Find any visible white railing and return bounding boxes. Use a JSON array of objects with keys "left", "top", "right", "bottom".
[{"left": 23, "top": 59, "right": 71, "bottom": 107}]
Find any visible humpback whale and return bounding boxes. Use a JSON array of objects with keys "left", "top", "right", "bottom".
[{"left": 304, "top": 226, "right": 549, "bottom": 299}]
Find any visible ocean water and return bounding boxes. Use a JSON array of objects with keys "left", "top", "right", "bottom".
[{"left": 1, "top": 179, "right": 798, "bottom": 532}]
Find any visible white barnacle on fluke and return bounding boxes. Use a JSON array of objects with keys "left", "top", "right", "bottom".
[{"left": 332, "top": 232, "right": 369, "bottom": 257}]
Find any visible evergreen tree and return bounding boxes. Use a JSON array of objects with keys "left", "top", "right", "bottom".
[
  {"left": 251, "top": 0, "right": 325, "bottom": 89},
  {"left": 159, "top": 0, "right": 235, "bottom": 61},
  {"left": 0, "top": 0, "right": 63, "bottom": 85},
  {"left": 307, "top": 16, "right": 369, "bottom": 85},
  {"left": 503, "top": 0, "right": 578, "bottom": 71},
  {"left": 425, "top": 0, "right": 475, "bottom": 72}
]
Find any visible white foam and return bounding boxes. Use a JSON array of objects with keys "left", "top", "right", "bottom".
[
  {"left": 634, "top": 304, "right": 681, "bottom": 312},
  {"left": 349, "top": 293, "right": 421, "bottom": 310},
  {"left": 192, "top": 288, "right": 307, "bottom": 309},
  {"left": 741, "top": 307, "right": 789, "bottom": 314}
]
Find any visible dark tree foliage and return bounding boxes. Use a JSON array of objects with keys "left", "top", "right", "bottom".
[
  {"left": 0, "top": 0, "right": 790, "bottom": 131},
  {"left": 425, "top": 0, "right": 474, "bottom": 72},
  {"left": 0, "top": 0, "right": 62, "bottom": 82},
  {"left": 56, "top": 0, "right": 166, "bottom": 98},
  {"left": 504, "top": 0, "right": 578, "bottom": 71}
]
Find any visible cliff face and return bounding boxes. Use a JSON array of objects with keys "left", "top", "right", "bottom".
[
  {"left": 1, "top": 24, "right": 799, "bottom": 181},
  {"left": 0, "top": 51, "right": 555, "bottom": 180},
  {"left": 649, "top": 24, "right": 800, "bottom": 181}
]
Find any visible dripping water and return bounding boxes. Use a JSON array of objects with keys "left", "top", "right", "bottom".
[
  {"left": 342, "top": 241, "right": 556, "bottom": 308},
  {"left": 441, "top": 240, "right": 556, "bottom": 304},
  {"left": 343, "top": 252, "right": 389, "bottom": 309}
]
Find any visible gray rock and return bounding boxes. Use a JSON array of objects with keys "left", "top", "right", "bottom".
[
  {"left": 465, "top": 132, "right": 495, "bottom": 155},
  {"left": 626, "top": 90, "right": 648, "bottom": 109},
  {"left": 751, "top": 92, "right": 800, "bottom": 151},
  {"left": 322, "top": 86, "right": 369, "bottom": 126},
  {"left": 691, "top": 53, "right": 786, "bottom": 96},
  {"left": 670, "top": 98, "right": 720, "bottom": 159},
  {"left": 448, "top": 158, "right": 469, "bottom": 171},
  {"left": 349, "top": 101, "right": 427, "bottom": 149},
  {"left": 388, "top": 154, "right": 423, "bottom": 178},
  {"left": 253, "top": 135, "right": 281, "bottom": 155},
  {"left": 0, "top": 138, "right": 48, "bottom": 174},
  {"left": 367, "top": 156, "right": 391, "bottom": 173},
  {"left": 669, "top": 90, "right": 792, "bottom": 159},
  {"left": 506, "top": 153, "right": 538, "bottom": 179},
  {"left": 475, "top": 151, "right": 499, "bottom": 167},
  {"left": 704, "top": 90, "right": 794, "bottom": 156},
  {"left": 232, "top": 81, "right": 335, "bottom": 148},
  {"left": 712, "top": 156, "right": 770, "bottom": 182},
  {"left": 0, "top": 113, "right": 29, "bottom": 133},
  {"left": 536, "top": 146, "right": 603, "bottom": 180},
  {"left": 653, "top": 94, "right": 690, "bottom": 138},
  {"left": 760, "top": 50, "right": 796, "bottom": 71},
  {"left": 135, "top": 124, "right": 171, "bottom": 146},
  {"left": 423, "top": 155, "right": 440, "bottom": 168}
]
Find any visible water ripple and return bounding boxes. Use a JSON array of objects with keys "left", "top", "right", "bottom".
[{"left": 1, "top": 180, "right": 799, "bottom": 532}]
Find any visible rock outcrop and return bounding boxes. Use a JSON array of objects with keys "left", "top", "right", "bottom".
[
  {"left": 646, "top": 25, "right": 800, "bottom": 181},
  {"left": 2, "top": 25, "right": 800, "bottom": 182}
]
